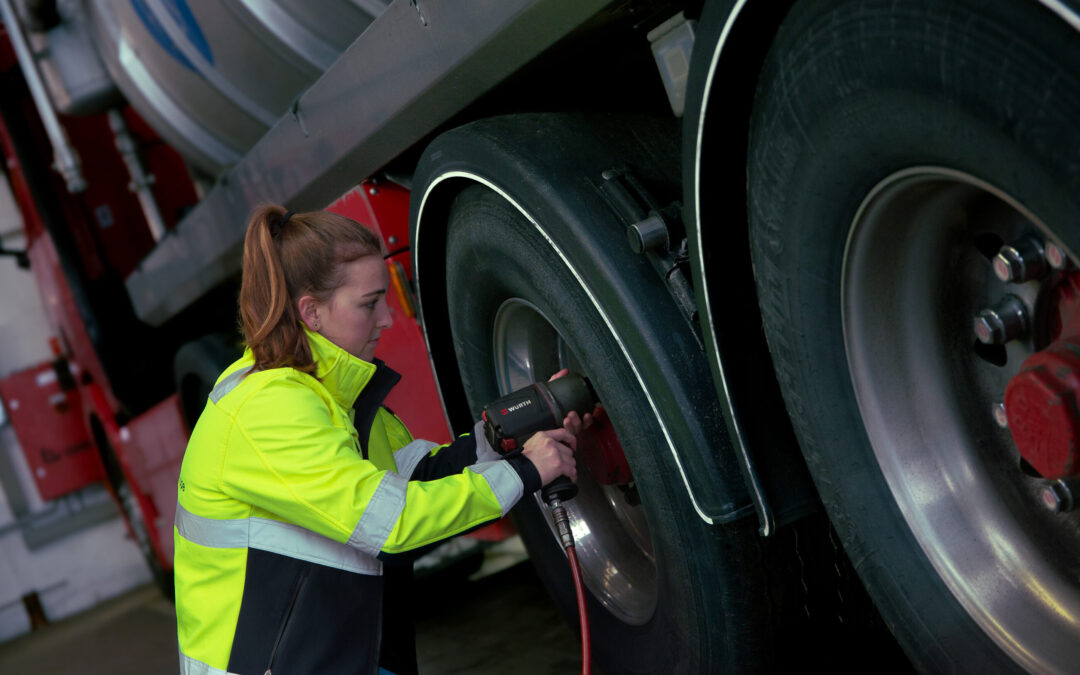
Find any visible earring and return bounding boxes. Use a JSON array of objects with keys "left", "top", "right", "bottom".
[{"left": 313, "top": 322, "right": 320, "bottom": 330}]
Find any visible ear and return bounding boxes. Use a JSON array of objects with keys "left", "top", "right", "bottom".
[{"left": 297, "top": 295, "right": 321, "bottom": 331}]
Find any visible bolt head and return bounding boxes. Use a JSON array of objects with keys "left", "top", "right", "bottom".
[
  {"left": 974, "top": 313, "right": 1000, "bottom": 344},
  {"left": 1047, "top": 243, "right": 1068, "bottom": 270},
  {"left": 1040, "top": 481, "right": 1073, "bottom": 512},
  {"left": 974, "top": 296, "right": 1030, "bottom": 345},
  {"left": 993, "top": 403, "right": 1008, "bottom": 428},
  {"left": 993, "top": 254, "right": 1015, "bottom": 282},
  {"left": 1041, "top": 484, "right": 1064, "bottom": 511}
]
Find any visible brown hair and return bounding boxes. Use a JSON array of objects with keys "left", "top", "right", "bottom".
[{"left": 239, "top": 204, "right": 382, "bottom": 372}]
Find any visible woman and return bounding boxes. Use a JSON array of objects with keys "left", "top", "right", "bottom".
[{"left": 174, "top": 206, "right": 580, "bottom": 675}]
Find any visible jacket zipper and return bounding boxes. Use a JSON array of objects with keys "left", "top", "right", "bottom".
[{"left": 264, "top": 568, "right": 309, "bottom": 675}]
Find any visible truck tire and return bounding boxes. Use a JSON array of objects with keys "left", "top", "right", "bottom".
[
  {"left": 174, "top": 333, "right": 241, "bottom": 430},
  {"left": 443, "top": 182, "right": 771, "bottom": 673},
  {"left": 748, "top": 0, "right": 1080, "bottom": 671},
  {"left": 92, "top": 417, "right": 174, "bottom": 601}
]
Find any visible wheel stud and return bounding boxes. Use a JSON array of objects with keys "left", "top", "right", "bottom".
[
  {"left": 974, "top": 295, "right": 1029, "bottom": 345},
  {"left": 1039, "top": 480, "right": 1075, "bottom": 513},
  {"left": 993, "top": 402, "right": 1008, "bottom": 428},
  {"left": 993, "top": 237, "right": 1046, "bottom": 283},
  {"left": 1046, "top": 242, "right": 1069, "bottom": 270}
]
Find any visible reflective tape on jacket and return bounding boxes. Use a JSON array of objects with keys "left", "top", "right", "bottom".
[
  {"left": 175, "top": 503, "right": 382, "bottom": 576},
  {"left": 347, "top": 471, "right": 407, "bottom": 557},
  {"left": 179, "top": 651, "right": 237, "bottom": 675},
  {"left": 392, "top": 439, "right": 439, "bottom": 481}
]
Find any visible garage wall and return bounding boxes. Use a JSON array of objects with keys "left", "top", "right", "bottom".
[{"left": 0, "top": 175, "right": 150, "bottom": 643}]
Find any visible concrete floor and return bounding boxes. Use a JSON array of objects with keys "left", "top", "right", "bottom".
[{"left": 0, "top": 545, "right": 582, "bottom": 675}]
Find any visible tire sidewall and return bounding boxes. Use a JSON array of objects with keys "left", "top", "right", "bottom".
[
  {"left": 443, "top": 183, "right": 763, "bottom": 672},
  {"left": 749, "top": 0, "right": 1080, "bottom": 670}
]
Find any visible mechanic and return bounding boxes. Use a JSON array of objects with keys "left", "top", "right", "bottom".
[{"left": 173, "top": 205, "right": 585, "bottom": 675}]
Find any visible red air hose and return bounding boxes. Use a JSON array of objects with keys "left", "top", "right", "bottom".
[{"left": 566, "top": 544, "right": 591, "bottom": 675}]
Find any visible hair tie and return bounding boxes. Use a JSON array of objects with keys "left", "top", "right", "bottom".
[{"left": 270, "top": 209, "right": 294, "bottom": 239}]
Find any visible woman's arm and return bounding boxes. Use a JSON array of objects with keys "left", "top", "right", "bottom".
[{"left": 218, "top": 378, "right": 570, "bottom": 560}]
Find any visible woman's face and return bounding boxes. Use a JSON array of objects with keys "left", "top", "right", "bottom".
[{"left": 311, "top": 255, "right": 393, "bottom": 362}]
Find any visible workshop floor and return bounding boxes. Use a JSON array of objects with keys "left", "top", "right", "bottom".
[{"left": 0, "top": 542, "right": 583, "bottom": 675}]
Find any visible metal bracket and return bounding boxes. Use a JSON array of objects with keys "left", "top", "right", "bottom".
[
  {"left": 596, "top": 167, "right": 700, "bottom": 343},
  {"left": 647, "top": 12, "right": 696, "bottom": 117}
]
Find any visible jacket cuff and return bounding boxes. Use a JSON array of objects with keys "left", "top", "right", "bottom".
[
  {"left": 503, "top": 453, "right": 542, "bottom": 495},
  {"left": 472, "top": 420, "right": 501, "bottom": 461}
]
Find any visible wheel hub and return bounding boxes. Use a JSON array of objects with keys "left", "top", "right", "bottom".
[
  {"left": 579, "top": 407, "right": 633, "bottom": 485},
  {"left": 1005, "top": 273, "right": 1080, "bottom": 479},
  {"left": 842, "top": 167, "right": 1080, "bottom": 671},
  {"left": 492, "top": 298, "right": 656, "bottom": 625}
]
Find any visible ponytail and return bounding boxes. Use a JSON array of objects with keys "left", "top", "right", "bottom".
[{"left": 239, "top": 204, "right": 382, "bottom": 372}]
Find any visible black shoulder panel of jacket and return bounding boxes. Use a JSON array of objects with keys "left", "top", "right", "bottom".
[{"left": 353, "top": 359, "right": 402, "bottom": 459}]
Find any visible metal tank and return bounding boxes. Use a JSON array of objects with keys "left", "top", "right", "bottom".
[{"left": 85, "top": 0, "right": 387, "bottom": 176}]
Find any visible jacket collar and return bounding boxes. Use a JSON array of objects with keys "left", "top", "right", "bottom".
[{"left": 306, "top": 327, "right": 376, "bottom": 410}]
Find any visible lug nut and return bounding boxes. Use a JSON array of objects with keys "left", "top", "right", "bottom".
[
  {"left": 1046, "top": 242, "right": 1069, "bottom": 270},
  {"left": 1040, "top": 480, "right": 1075, "bottom": 513},
  {"left": 993, "top": 402, "right": 1008, "bottom": 428},
  {"left": 974, "top": 295, "right": 1029, "bottom": 345},
  {"left": 993, "top": 237, "right": 1046, "bottom": 283}
]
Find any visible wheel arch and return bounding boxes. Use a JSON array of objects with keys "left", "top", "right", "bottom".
[
  {"left": 683, "top": 0, "right": 821, "bottom": 536},
  {"left": 411, "top": 115, "right": 754, "bottom": 524}
]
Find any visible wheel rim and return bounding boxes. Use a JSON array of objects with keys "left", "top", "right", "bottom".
[
  {"left": 492, "top": 298, "right": 656, "bottom": 625},
  {"left": 842, "top": 167, "right": 1080, "bottom": 669}
]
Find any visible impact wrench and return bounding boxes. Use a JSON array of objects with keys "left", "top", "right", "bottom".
[{"left": 482, "top": 374, "right": 597, "bottom": 675}]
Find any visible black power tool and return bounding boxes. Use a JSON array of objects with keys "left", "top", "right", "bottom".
[
  {"left": 481, "top": 373, "right": 597, "bottom": 504},
  {"left": 483, "top": 373, "right": 598, "bottom": 674}
]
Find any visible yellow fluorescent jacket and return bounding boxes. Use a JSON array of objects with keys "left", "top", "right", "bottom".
[{"left": 174, "top": 329, "right": 527, "bottom": 675}]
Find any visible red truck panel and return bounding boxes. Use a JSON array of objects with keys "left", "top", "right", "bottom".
[
  {"left": 0, "top": 361, "right": 104, "bottom": 500},
  {"left": 119, "top": 395, "right": 188, "bottom": 567}
]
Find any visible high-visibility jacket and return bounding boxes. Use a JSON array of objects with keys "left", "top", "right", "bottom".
[{"left": 174, "top": 328, "right": 539, "bottom": 675}]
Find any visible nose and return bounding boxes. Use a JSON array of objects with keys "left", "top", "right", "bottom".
[{"left": 377, "top": 298, "right": 394, "bottom": 330}]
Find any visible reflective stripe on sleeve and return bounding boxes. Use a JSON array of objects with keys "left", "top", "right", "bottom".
[
  {"left": 179, "top": 650, "right": 238, "bottom": 675},
  {"left": 347, "top": 472, "right": 407, "bottom": 556},
  {"left": 472, "top": 460, "right": 524, "bottom": 516},
  {"left": 392, "top": 439, "right": 439, "bottom": 479},
  {"left": 174, "top": 503, "right": 381, "bottom": 575},
  {"left": 209, "top": 366, "right": 253, "bottom": 403}
]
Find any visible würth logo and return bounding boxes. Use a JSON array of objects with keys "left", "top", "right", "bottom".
[{"left": 502, "top": 400, "right": 532, "bottom": 415}]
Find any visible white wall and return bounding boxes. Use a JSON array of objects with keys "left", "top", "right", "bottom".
[{"left": 0, "top": 173, "right": 151, "bottom": 643}]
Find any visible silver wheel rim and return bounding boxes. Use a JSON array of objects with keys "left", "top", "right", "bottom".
[
  {"left": 842, "top": 167, "right": 1080, "bottom": 671},
  {"left": 492, "top": 297, "right": 656, "bottom": 625}
]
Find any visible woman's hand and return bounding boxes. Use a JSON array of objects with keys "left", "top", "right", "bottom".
[
  {"left": 548, "top": 368, "right": 596, "bottom": 435},
  {"left": 522, "top": 428, "right": 577, "bottom": 486}
]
